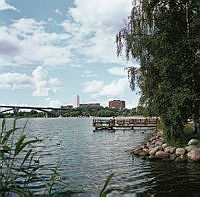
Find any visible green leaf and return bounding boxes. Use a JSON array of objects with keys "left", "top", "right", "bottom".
[
  {"left": 2, "top": 145, "right": 11, "bottom": 153},
  {"left": 15, "top": 137, "right": 42, "bottom": 157},
  {"left": 99, "top": 173, "right": 115, "bottom": 197},
  {"left": 2, "top": 128, "right": 17, "bottom": 144},
  {"left": 1, "top": 118, "right": 5, "bottom": 131},
  {"left": 14, "top": 135, "right": 26, "bottom": 156},
  {"left": 21, "top": 149, "right": 32, "bottom": 167}
]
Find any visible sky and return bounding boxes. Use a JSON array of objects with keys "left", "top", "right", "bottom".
[{"left": 0, "top": 0, "right": 140, "bottom": 109}]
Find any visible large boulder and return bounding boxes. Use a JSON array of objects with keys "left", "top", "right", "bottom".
[
  {"left": 155, "top": 151, "right": 169, "bottom": 159},
  {"left": 149, "top": 136, "right": 156, "bottom": 142},
  {"left": 185, "top": 145, "right": 197, "bottom": 152},
  {"left": 175, "top": 148, "right": 186, "bottom": 156},
  {"left": 132, "top": 148, "right": 142, "bottom": 155},
  {"left": 139, "top": 151, "right": 149, "bottom": 156},
  {"left": 169, "top": 154, "right": 177, "bottom": 161},
  {"left": 162, "top": 143, "right": 168, "bottom": 149},
  {"left": 164, "top": 146, "right": 176, "bottom": 154},
  {"left": 155, "top": 140, "right": 163, "bottom": 146},
  {"left": 149, "top": 146, "right": 162, "bottom": 155},
  {"left": 188, "top": 139, "right": 199, "bottom": 145},
  {"left": 187, "top": 149, "right": 200, "bottom": 161}
]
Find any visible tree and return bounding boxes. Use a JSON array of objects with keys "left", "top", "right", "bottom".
[{"left": 116, "top": 0, "right": 200, "bottom": 142}]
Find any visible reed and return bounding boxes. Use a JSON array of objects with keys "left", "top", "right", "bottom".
[
  {"left": 0, "top": 118, "right": 120, "bottom": 196},
  {"left": 0, "top": 118, "right": 82, "bottom": 196}
]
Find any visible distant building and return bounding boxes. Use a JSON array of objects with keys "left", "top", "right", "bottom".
[
  {"left": 79, "top": 103, "right": 101, "bottom": 108},
  {"left": 73, "top": 95, "right": 80, "bottom": 108},
  {"left": 108, "top": 100, "right": 125, "bottom": 109}
]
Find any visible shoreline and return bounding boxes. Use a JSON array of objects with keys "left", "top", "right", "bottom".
[{"left": 132, "top": 129, "right": 200, "bottom": 162}]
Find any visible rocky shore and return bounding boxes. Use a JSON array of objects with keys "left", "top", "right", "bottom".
[{"left": 132, "top": 130, "right": 200, "bottom": 162}]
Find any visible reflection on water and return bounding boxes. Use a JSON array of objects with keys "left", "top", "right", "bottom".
[{"left": 2, "top": 118, "right": 200, "bottom": 196}]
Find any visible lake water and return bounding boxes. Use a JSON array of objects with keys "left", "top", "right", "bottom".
[{"left": 3, "top": 118, "right": 200, "bottom": 196}]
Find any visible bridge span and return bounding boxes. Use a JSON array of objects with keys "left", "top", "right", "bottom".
[{"left": 0, "top": 105, "right": 68, "bottom": 117}]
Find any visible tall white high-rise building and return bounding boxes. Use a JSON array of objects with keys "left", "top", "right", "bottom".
[{"left": 73, "top": 95, "right": 80, "bottom": 108}]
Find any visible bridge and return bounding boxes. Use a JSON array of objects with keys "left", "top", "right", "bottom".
[{"left": 0, "top": 105, "right": 68, "bottom": 117}]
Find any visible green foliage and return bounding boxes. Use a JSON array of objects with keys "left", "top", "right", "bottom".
[
  {"left": 164, "top": 123, "right": 197, "bottom": 147},
  {"left": 117, "top": 0, "right": 200, "bottom": 142},
  {"left": 0, "top": 119, "right": 122, "bottom": 196},
  {"left": 0, "top": 119, "right": 82, "bottom": 196},
  {"left": 190, "top": 140, "right": 200, "bottom": 148},
  {"left": 2, "top": 107, "right": 142, "bottom": 118}
]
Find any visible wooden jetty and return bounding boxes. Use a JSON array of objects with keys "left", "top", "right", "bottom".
[{"left": 93, "top": 117, "right": 157, "bottom": 131}]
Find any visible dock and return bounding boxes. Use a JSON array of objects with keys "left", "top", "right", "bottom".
[{"left": 93, "top": 117, "right": 157, "bottom": 131}]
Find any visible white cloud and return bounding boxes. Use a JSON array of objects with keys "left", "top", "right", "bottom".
[
  {"left": 107, "top": 67, "right": 127, "bottom": 76},
  {"left": 98, "top": 78, "right": 128, "bottom": 97},
  {"left": 60, "top": 0, "right": 132, "bottom": 64},
  {"left": 82, "top": 77, "right": 129, "bottom": 99},
  {"left": 48, "top": 78, "right": 62, "bottom": 93},
  {"left": 0, "top": 40, "right": 21, "bottom": 56},
  {"left": 0, "top": 1, "right": 133, "bottom": 69},
  {"left": 82, "top": 70, "right": 97, "bottom": 78},
  {"left": 54, "top": 8, "right": 62, "bottom": 15},
  {"left": 48, "top": 99, "right": 62, "bottom": 107},
  {"left": 126, "top": 99, "right": 139, "bottom": 109},
  {"left": 0, "top": 66, "right": 62, "bottom": 96},
  {"left": 32, "top": 66, "right": 62, "bottom": 96},
  {"left": 0, "top": 72, "right": 33, "bottom": 90},
  {"left": 0, "top": 0, "right": 17, "bottom": 11},
  {"left": 0, "top": 18, "right": 73, "bottom": 68},
  {"left": 32, "top": 66, "right": 47, "bottom": 80},
  {"left": 82, "top": 80, "right": 104, "bottom": 94}
]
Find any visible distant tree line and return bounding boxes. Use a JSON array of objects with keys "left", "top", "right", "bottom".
[{"left": 1, "top": 106, "right": 144, "bottom": 118}]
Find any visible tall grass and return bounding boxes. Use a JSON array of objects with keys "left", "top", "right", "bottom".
[
  {"left": 0, "top": 118, "right": 120, "bottom": 196},
  {"left": 0, "top": 118, "right": 83, "bottom": 196}
]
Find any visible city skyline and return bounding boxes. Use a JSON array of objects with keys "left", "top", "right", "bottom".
[{"left": 0, "top": 0, "right": 140, "bottom": 109}]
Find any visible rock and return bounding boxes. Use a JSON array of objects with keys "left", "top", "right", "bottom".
[
  {"left": 139, "top": 151, "right": 149, "bottom": 156},
  {"left": 149, "top": 136, "right": 156, "bottom": 142},
  {"left": 155, "top": 151, "right": 169, "bottom": 159},
  {"left": 164, "top": 146, "right": 176, "bottom": 154},
  {"left": 187, "top": 149, "right": 200, "bottom": 161},
  {"left": 175, "top": 155, "right": 187, "bottom": 162},
  {"left": 143, "top": 148, "right": 149, "bottom": 153},
  {"left": 146, "top": 142, "right": 151, "bottom": 147},
  {"left": 162, "top": 143, "right": 168, "bottom": 149},
  {"left": 169, "top": 154, "right": 177, "bottom": 161},
  {"left": 155, "top": 140, "right": 163, "bottom": 146},
  {"left": 175, "top": 148, "right": 186, "bottom": 156},
  {"left": 157, "top": 131, "right": 162, "bottom": 137},
  {"left": 185, "top": 145, "right": 197, "bottom": 152},
  {"left": 132, "top": 148, "right": 142, "bottom": 155},
  {"left": 149, "top": 146, "right": 162, "bottom": 155},
  {"left": 151, "top": 139, "right": 156, "bottom": 145},
  {"left": 180, "top": 155, "right": 187, "bottom": 161},
  {"left": 148, "top": 155, "right": 156, "bottom": 160},
  {"left": 188, "top": 139, "right": 199, "bottom": 145}
]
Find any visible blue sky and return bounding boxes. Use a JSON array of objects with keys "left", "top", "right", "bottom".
[{"left": 0, "top": 0, "right": 140, "bottom": 109}]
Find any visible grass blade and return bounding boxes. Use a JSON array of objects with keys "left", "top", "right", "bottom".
[
  {"left": 21, "top": 149, "right": 32, "bottom": 167},
  {"left": 99, "top": 173, "right": 115, "bottom": 197},
  {"left": 2, "top": 128, "right": 17, "bottom": 144},
  {"left": 14, "top": 135, "right": 26, "bottom": 156}
]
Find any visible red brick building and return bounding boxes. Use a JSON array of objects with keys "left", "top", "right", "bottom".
[{"left": 108, "top": 100, "right": 125, "bottom": 109}]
